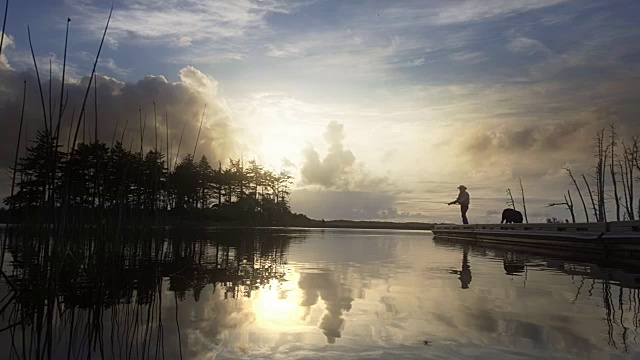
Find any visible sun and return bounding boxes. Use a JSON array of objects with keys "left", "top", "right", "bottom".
[
  {"left": 239, "top": 94, "right": 321, "bottom": 172},
  {"left": 257, "top": 133, "right": 302, "bottom": 169},
  {"left": 251, "top": 120, "right": 310, "bottom": 172}
]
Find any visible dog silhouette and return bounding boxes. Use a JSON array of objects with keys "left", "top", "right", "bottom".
[{"left": 501, "top": 208, "right": 523, "bottom": 223}]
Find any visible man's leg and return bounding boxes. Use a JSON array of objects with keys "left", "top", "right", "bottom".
[{"left": 461, "top": 204, "right": 469, "bottom": 224}]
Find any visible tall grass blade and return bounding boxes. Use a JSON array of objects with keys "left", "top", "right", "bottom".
[
  {"left": 193, "top": 105, "right": 206, "bottom": 158},
  {"left": 0, "top": 80, "right": 26, "bottom": 269},
  {"left": 174, "top": 122, "right": 186, "bottom": 171},
  {"left": 69, "top": 3, "right": 113, "bottom": 153},
  {"left": 56, "top": 18, "right": 70, "bottom": 134},
  {"left": 0, "top": 0, "right": 9, "bottom": 59},
  {"left": 27, "top": 26, "right": 49, "bottom": 134},
  {"left": 94, "top": 72, "right": 98, "bottom": 143}
]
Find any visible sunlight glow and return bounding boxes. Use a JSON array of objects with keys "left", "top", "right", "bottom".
[
  {"left": 256, "top": 128, "right": 305, "bottom": 170},
  {"left": 252, "top": 275, "right": 304, "bottom": 327}
]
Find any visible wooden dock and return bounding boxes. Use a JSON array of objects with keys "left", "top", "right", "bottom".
[{"left": 432, "top": 221, "right": 640, "bottom": 258}]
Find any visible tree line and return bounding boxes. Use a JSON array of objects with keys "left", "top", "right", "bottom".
[{"left": 3, "top": 130, "right": 295, "bottom": 224}]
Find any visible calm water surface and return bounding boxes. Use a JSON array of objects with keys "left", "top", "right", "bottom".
[{"left": 1, "top": 228, "right": 639, "bottom": 359}]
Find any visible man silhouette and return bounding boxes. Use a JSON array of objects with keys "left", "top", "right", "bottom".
[
  {"left": 448, "top": 185, "right": 470, "bottom": 224},
  {"left": 447, "top": 245, "right": 472, "bottom": 289}
]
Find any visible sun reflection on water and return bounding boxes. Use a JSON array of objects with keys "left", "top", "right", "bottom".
[{"left": 252, "top": 273, "right": 303, "bottom": 325}]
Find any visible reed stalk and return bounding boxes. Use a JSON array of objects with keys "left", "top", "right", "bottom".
[
  {"left": 0, "top": 0, "right": 9, "bottom": 59},
  {"left": 0, "top": 80, "right": 26, "bottom": 269},
  {"left": 174, "top": 122, "right": 187, "bottom": 171},
  {"left": 193, "top": 105, "right": 206, "bottom": 158},
  {"left": 27, "top": 27, "right": 49, "bottom": 135}
]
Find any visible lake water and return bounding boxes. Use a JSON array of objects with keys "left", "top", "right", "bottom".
[{"left": 1, "top": 228, "right": 639, "bottom": 359}]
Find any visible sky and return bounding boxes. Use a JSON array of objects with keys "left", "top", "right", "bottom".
[{"left": 0, "top": 0, "right": 639, "bottom": 223}]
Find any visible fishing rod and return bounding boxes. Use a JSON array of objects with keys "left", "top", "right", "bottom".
[{"left": 415, "top": 200, "right": 452, "bottom": 205}]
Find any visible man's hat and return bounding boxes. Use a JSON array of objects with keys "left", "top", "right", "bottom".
[{"left": 458, "top": 185, "right": 467, "bottom": 190}]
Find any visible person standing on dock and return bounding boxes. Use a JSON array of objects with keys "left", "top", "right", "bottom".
[{"left": 448, "top": 185, "right": 470, "bottom": 224}]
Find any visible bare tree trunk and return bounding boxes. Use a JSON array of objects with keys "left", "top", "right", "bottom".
[
  {"left": 626, "top": 137, "right": 638, "bottom": 220},
  {"left": 548, "top": 193, "right": 575, "bottom": 223},
  {"left": 518, "top": 178, "right": 528, "bottom": 223},
  {"left": 565, "top": 191, "right": 576, "bottom": 223},
  {"left": 618, "top": 159, "right": 630, "bottom": 220},
  {"left": 594, "top": 128, "right": 608, "bottom": 222},
  {"left": 582, "top": 174, "right": 599, "bottom": 221},
  {"left": 565, "top": 168, "right": 589, "bottom": 222},
  {"left": 506, "top": 189, "right": 516, "bottom": 210},
  {"left": 609, "top": 124, "right": 620, "bottom": 221},
  {"left": 621, "top": 143, "right": 632, "bottom": 219},
  {"left": 217, "top": 161, "right": 222, "bottom": 206}
]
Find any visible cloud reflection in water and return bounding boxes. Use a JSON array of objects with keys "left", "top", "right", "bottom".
[{"left": 298, "top": 270, "right": 355, "bottom": 343}]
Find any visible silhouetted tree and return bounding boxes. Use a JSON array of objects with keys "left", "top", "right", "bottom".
[
  {"left": 196, "top": 156, "right": 215, "bottom": 208},
  {"left": 548, "top": 190, "right": 576, "bottom": 223},
  {"left": 621, "top": 137, "right": 638, "bottom": 220},
  {"left": 565, "top": 167, "right": 589, "bottom": 222},
  {"left": 594, "top": 128, "right": 608, "bottom": 222},
  {"left": 506, "top": 189, "right": 516, "bottom": 210},
  {"left": 518, "top": 178, "right": 529, "bottom": 223},
  {"left": 609, "top": 124, "right": 621, "bottom": 221}
]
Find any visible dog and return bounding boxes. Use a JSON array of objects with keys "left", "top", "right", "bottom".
[{"left": 501, "top": 208, "right": 523, "bottom": 224}]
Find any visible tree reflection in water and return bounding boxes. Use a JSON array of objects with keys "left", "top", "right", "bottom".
[
  {"left": 0, "top": 227, "right": 299, "bottom": 359},
  {"left": 435, "top": 236, "right": 640, "bottom": 354}
]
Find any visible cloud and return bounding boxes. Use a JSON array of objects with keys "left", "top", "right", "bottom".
[
  {"left": 449, "top": 51, "right": 486, "bottom": 64},
  {"left": 265, "top": 44, "right": 306, "bottom": 58},
  {"left": 100, "top": 58, "right": 130, "bottom": 77},
  {"left": 382, "top": 0, "right": 571, "bottom": 26},
  {"left": 461, "top": 120, "right": 590, "bottom": 155},
  {"left": 0, "top": 57, "right": 239, "bottom": 183},
  {"left": 174, "top": 36, "right": 193, "bottom": 48},
  {"left": 5, "top": 45, "right": 85, "bottom": 81},
  {"left": 444, "top": 119, "right": 594, "bottom": 184},
  {"left": 506, "top": 36, "right": 551, "bottom": 55},
  {"left": 67, "top": 0, "right": 312, "bottom": 62},
  {"left": 0, "top": 32, "right": 14, "bottom": 70},
  {"left": 300, "top": 121, "right": 356, "bottom": 188},
  {"left": 290, "top": 190, "right": 428, "bottom": 221},
  {"left": 300, "top": 121, "right": 393, "bottom": 191}
]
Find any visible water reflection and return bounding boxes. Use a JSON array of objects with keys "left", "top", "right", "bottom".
[
  {"left": 298, "top": 270, "right": 354, "bottom": 343},
  {"left": 503, "top": 253, "right": 526, "bottom": 276},
  {"left": 1, "top": 229, "right": 640, "bottom": 359},
  {"left": 434, "top": 236, "right": 640, "bottom": 355},
  {"left": 448, "top": 245, "right": 472, "bottom": 289},
  {"left": 0, "top": 228, "right": 299, "bottom": 359}
]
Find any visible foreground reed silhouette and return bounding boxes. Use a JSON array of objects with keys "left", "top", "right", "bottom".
[
  {"left": 0, "top": 3, "right": 305, "bottom": 359},
  {"left": 0, "top": 228, "right": 295, "bottom": 359}
]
